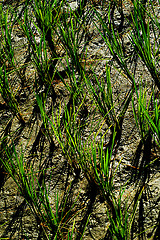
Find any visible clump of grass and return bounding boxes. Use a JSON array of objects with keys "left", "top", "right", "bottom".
[
  {"left": 1, "top": 142, "right": 82, "bottom": 239},
  {"left": 0, "top": 5, "right": 25, "bottom": 124},
  {"left": 129, "top": 0, "right": 160, "bottom": 90}
]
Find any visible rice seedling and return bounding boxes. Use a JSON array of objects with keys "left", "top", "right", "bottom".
[
  {"left": 139, "top": 88, "right": 160, "bottom": 147},
  {"left": 0, "top": 141, "right": 83, "bottom": 239},
  {"left": 132, "top": 78, "right": 151, "bottom": 142},
  {"left": 129, "top": 0, "right": 160, "bottom": 90},
  {"left": 0, "top": 4, "right": 26, "bottom": 124}
]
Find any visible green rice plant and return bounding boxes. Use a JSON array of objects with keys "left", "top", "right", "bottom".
[
  {"left": 0, "top": 143, "right": 80, "bottom": 239},
  {"left": 36, "top": 81, "right": 82, "bottom": 176},
  {"left": 44, "top": 90, "right": 123, "bottom": 236},
  {"left": 85, "top": 63, "right": 134, "bottom": 154},
  {"left": 32, "top": 0, "right": 64, "bottom": 50},
  {"left": 151, "top": 92, "right": 160, "bottom": 145},
  {"left": 16, "top": 0, "right": 66, "bottom": 106},
  {"left": 89, "top": 130, "right": 117, "bottom": 195},
  {"left": 86, "top": 5, "right": 138, "bottom": 153},
  {"left": 68, "top": 222, "right": 75, "bottom": 240},
  {"left": 131, "top": 78, "right": 158, "bottom": 181},
  {"left": 148, "top": 0, "right": 160, "bottom": 33},
  {"left": 106, "top": 188, "right": 129, "bottom": 240},
  {"left": 32, "top": 0, "right": 64, "bottom": 77},
  {"left": 140, "top": 90, "right": 160, "bottom": 147},
  {"left": 38, "top": 77, "right": 109, "bottom": 183},
  {"left": 132, "top": 74, "right": 160, "bottom": 147},
  {"left": 31, "top": 0, "right": 64, "bottom": 60},
  {"left": 93, "top": 3, "right": 135, "bottom": 84},
  {"left": 0, "top": 4, "right": 25, "bottom": 124},
  {"left": 54, "top": 1, "right": 91, "bottom": 109},
  {"left": 19, "top": 8, "right": 54, "bottom": 91},
  {"left": 35, "top": 90, "right": 57, "bottom": 153},
  {"left": 0, "top": 66, "right": 25, "bottom": 124},
  {"left": 30, "top": 0, "right": 92, "bottom": 168},
  {"left": 21, "top": 0, "right": 90, "bottom": 124},
  {"left": 132, "top": 78, "right": 151, "bottom": 142},
  {"left": 0, "top": 3, "right": 3, "bottom": 26},
  {"left": 87, "top": 130, "right": 143, "bottom": 240},
  {"left": 48, "top": 94, "right": 89, "bottom": 176},
  {"left": 36, "top": 91, "right": 49, "bottom": 130},
  {"left": 0, "top": 3, "right": 14, "bottom": 69},
  {"left": 85, "top": 64, "right": 116, "bottom": 127},
  {"left": 0, "top": 5, "right": 14, "bottom": 67},
  {"left": 56, "top": 4, "right": 87, "bottom": 78},
  {"left": 106, "top": 184, "right": 144, "bottom": 240},
  {"left": 129, "top": 0, "right": 160, "bottom": 90}
]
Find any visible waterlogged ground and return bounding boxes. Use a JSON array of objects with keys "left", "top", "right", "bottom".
[{"left": 0, "top": 0, "right": 160, "bottom": 239}]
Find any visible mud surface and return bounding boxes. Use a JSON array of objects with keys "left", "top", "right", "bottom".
[{"left": 0, "top": 0, "right": 160, "bottom": 239}]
